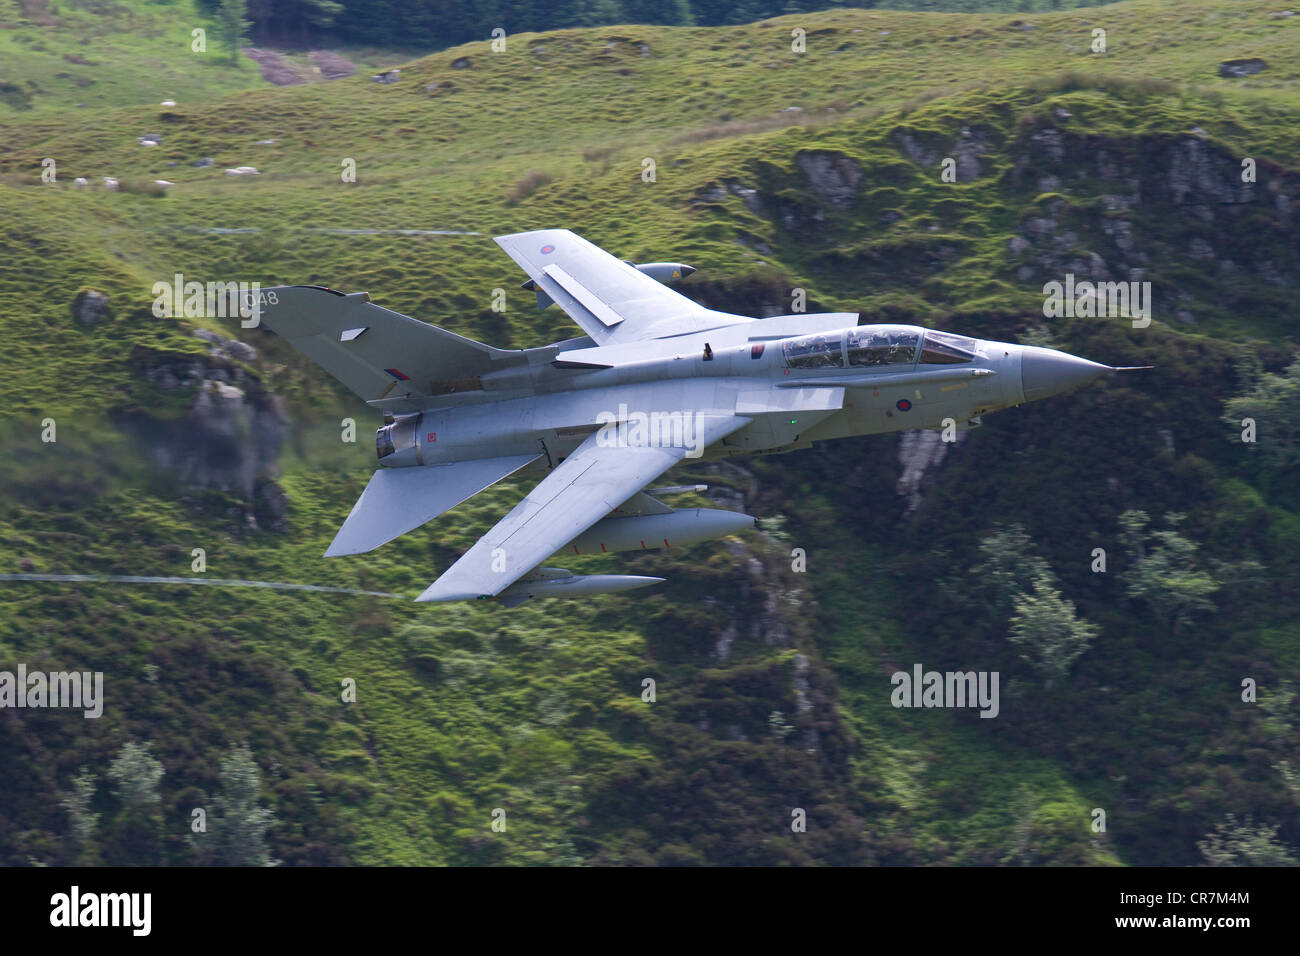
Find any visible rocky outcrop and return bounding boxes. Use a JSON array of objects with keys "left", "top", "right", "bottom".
[
  {"left": 1013, "top": 128, "right": 1279, "bottom": 210},
  {"left": 1008, "top": 127, "right": 1297, "bottom": 290},
  {"left": 172, "top": 379, "right": 285, "bottom": 498},
  {"left": 693, "top": 180, "right": 765, "bottom": 215},
  {"left": 1166, "top": 134, "right": 1258, "bottom": 206},
  {"left": 894, "top": 129, "right": 941, "bottom": 168},
  {"left": 892, "top": 125, "right": 997, "bottom": 180},
  {"left": 897, "top": 429, "right": 964, "bottom": 514},
  {"left": 1219, "top": 58, "right": 1266, "bottom": 78},
  {"left": 128, "top": 334, "right": 289, "bottom": 530},
  {"left": 796, "top": 150, "right": 862, "bottom": 208},
  {"left": 951, "top": 125, "right": 995, "bottom": 181},
  {"left": 71, "top": 289, "right": 109, "bottom": 327},
  {"left": 194, "top": 327, "right": 258, "bottom": 364}
]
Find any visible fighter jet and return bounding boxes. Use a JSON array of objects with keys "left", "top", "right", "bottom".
[{"left": 259, "top": 229, "right": 1142, "bottom": 605}]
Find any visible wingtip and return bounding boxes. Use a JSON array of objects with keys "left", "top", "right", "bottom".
[{"left": 415, "top": 582, "right": 488, "bottom": 603}]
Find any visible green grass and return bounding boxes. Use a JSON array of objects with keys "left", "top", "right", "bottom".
[{"left": 0, "top": 0, "right": 430, "bottom": 115}]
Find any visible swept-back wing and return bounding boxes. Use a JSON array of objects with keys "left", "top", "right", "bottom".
[
  {"left": 416, "top": 416, "right": 748, "bottom": 602},
  {"left": 494, "top": 229, "right": 753, "bottom": 346},
  {"left": 325, "top": 454, "right": 540, "bottom": 557}
]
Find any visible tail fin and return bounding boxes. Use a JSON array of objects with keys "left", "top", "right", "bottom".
[{"left": 258, "top": 285, "right": 511, "bottom": 411}]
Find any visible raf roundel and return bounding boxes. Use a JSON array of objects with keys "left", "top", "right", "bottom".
[
  {"left": 540, "top": 244, "right": 556, "bottom": 255},
  {"left": 896, "top": 398, "right": 912, "bottom": 412}
]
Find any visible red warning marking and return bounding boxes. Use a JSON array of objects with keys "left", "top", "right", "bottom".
[{"left": 427, "top": 432, "right": 436, "bottom": 442}]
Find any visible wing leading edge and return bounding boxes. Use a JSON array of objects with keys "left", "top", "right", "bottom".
[{"left": 416, "top": 416, "right": 749, "bottom": 602}]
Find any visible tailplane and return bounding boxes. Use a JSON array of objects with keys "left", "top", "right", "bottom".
[{"left": 259, "top": 285, "right": 511, "bottom": 411}]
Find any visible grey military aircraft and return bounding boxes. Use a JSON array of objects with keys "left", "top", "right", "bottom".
[{"left": 260, "top": 229, "right": 1140, "bottom": 605}]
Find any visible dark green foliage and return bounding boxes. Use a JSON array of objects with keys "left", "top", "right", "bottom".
[
  {"left": 207, "top": 743, "right": 277, "bottom": 866},
  {"left": 216, "top": 0, "right": 252, "bottom": 66},
  {"left": 218, "top": 0, "right": 1123, "bottom": 49},
  {"left": 1199, "top": 814, "right": 1298, "bottom": 866}
]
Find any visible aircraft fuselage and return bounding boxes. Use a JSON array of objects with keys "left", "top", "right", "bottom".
[{"left": 375, "top": 317, "right": 1104, "bottom": 471}]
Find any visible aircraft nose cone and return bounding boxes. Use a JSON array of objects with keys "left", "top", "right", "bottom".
[{"left": 1020, "top": 346, "right": 1110, "bottom": 402}]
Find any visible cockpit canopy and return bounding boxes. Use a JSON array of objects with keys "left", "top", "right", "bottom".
[
  {"left": 919, "top": 329, "right": 979, "bottom": 365},
  {"left": 782, "top": 325, "right": 980, "bottom": 370},
  {"left": 848, "top": 326, "right": 921, "bottom": 367}
]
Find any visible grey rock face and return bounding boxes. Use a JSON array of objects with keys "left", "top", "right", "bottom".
[
  {"left": 225, "top": 340, "right": 259, "bottom": 364},
  {"left": 1167, "top": 135, "right": 1255, "bottom": 205},
  {"left": 952, "top": 126, "right": 995, "bottom": 181},
  {"left": 132, "top": 340, "right": 289, "bottom": 525},
  {"left": 894, "top": 130, "right": 940, "bottom": 168},
  {"left": 1008, "top": 127, "right": 1294, "bottom": 289},
  {"left": 192, "top": 328, "right": 258, "bottom": 364},
  {"left": 72, "top": 290, "right": 110, "bottom": 327},
  {"left": 797, "top": 151, "right": 863, "bottom": 209},
  {"left": 151, "top": 378, "right": 287, "bottom": 501},
  {"left": 728, "top": 181, "right": 762, "bottom": 213},
  {"left": 1219, "top": 58, "right": 1266, "bottom": 78},
  {"left": 897, "top": 429, "right": 962, "bottom": 514},
  {"left": 253, "top": 477, "right": 291, "bottom": 532}
]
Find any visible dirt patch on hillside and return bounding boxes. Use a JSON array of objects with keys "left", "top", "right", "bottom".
[
  {"left": 17, "top": 0, "right": 61, "bottom": 27},
  {"left": 309, "top": 50, "right": 355, "bottom": 80},
  {"left": 242, "top": 47, "right": 304, "bottom": 86}
]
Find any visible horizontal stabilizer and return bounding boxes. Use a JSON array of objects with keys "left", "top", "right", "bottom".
[
  {"left": 259, "top": 285, "right": 517, "bottom": 409},
  {"left": 325, "top": 454, "right": 539, "bottom": 557}
]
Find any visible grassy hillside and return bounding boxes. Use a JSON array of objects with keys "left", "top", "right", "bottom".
[
  {"left": 0, "top": 0, "right": 1297, "bottom": 865},
  {"left": 0, "top": 0, "right": 1165, "bottom": 117},
  {"left": 0, "top": 0, "right": 423, "bottom": 114}
]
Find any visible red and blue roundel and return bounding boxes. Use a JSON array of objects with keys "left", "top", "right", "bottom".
[
  {"left": 540, "top": 244, "right": 556, "bottom": 254},
  {"left": 896, "top": 398, "right": 912, "bottom": 411}
]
